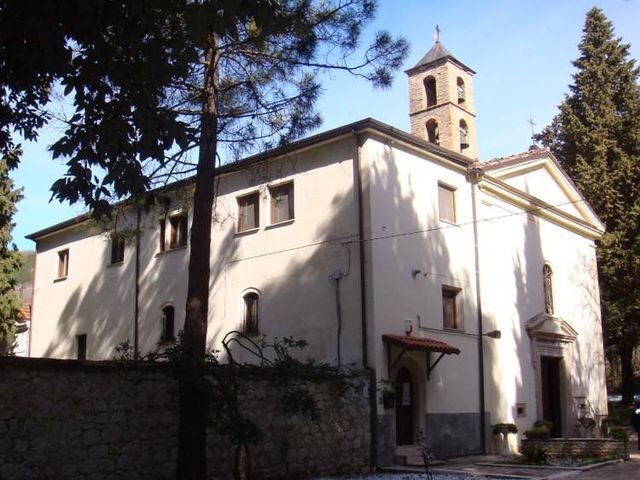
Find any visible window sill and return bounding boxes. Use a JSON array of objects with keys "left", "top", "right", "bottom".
[
  {"left": 155, "top": 244, "right": 188, "bottom": 257},
  {"left": 265, "top": 218, "right": 294, "bottom": 230},
  {"left": 439, "top": 219, "right": 459, "bottom": 227},
  {"left": 235, "top": 227, "right": 259, "bottom": 237},
  {"left": 108, "top": 261, "right": 124, "bottom": 268},
  {"left": 419, "top": 325, "right": 469, "bottom": 337},
  {"left": 53, "top": 276, "right": 68, "bottom": 283}
]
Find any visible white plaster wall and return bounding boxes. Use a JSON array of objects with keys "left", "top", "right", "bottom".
[
  {"left": 498, "top": 165, "right": 583, "bottom": 218},
  {"left": 364, "top": 138, "right": 480, "bottom": 415},
  {"left": 31, "top": 221, "right": 137, "bottom": 360},
  {"left": 478, "top": 192, "right": 606, "bottom": 440},
  {"left": 30, "top": 137, "right": 363, "bottom": 366}
]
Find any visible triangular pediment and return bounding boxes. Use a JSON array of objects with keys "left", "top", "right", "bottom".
[
  {"left": 480, "top": 150, "right": 605, "bottom": 238},
  {"left": 525, "top": 312, "right": 578, "bottom": 343}
]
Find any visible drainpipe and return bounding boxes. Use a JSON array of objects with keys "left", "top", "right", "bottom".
[
  {"left": 352, "top": 130, "right": 377, "bottom": 469},
  {"left": 134, "top": 206, "right": 141, "bottom": 360},
  {"left": 470, "top": 163, "right": 487, "bottom": 454}
]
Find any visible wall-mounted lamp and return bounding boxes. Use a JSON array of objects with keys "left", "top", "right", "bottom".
[
  {"left": 411, "top": 269, "right": 421, "bottom": 278},
  {"left": 483, "top": 330, "right": 501, "bottom": 339}
]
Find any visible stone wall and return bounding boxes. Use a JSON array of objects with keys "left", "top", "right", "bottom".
[
  {"left": 521, "top": 438, "right": 628, "bottom": 459},
  {"left": 0, "top": 357, "right": 370, "bottom": 480}
]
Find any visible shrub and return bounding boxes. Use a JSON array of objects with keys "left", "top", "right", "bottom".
[
  {"left": 520, "top": 443, "right": 549, "bottom": 464},
  {"left": 525, "top": 426, "right": 550, "bottom": 439},
  {"left": 492, "top": 422, "right": 518, "bottom": 435},
  {"left": 609, "top": 426, "right": 628, "bottom": 442}
]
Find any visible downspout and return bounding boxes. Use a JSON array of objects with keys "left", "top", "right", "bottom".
[
  {"left": 352, "top": 130, "right": 377, "bottom": 469},
  {"left": 470, "top": 163, "right": 487, "bottom": 454},
  {"left": 134, "top": 206, "right": 141, "bottom": 360}
]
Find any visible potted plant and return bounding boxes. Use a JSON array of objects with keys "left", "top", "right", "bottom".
[{"left": 492, "top": 423, "right": 518, "bottom": 456}]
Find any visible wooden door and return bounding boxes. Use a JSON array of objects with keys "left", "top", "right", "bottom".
[
  {"left": 395, "top": 367, "right": 414, "bottom": 445},
  {"left": 541, "top": 356, "right": 562, "bottom": 437}
]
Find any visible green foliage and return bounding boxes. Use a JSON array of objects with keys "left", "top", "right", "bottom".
[
  {"left": 520, "top": 444, "right": 550, "bottom": 464},
  {"left": 0, "top": 159, "right": 22, "bottom": 354},
  {"left": 536, "top": 7, "right": 640, "bottom": 404},
  {"left": 609, "top": 426, "right": 629, "bottom": 442},
  {"left": 525, "top": 420, "right": 552, "bottom": 439},
  {"left": 492, "top": 422, "right": 518, "bottom": 435}
]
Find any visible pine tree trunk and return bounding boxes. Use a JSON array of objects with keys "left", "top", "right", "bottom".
[
  {"left": 620, "top": 338, "right": 635, "bottom": 406},
  {"left": 176, "top": 34, "right": 219, "bottom": 480}
]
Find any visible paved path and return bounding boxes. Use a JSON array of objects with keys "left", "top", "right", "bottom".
[{"left": 552, "top": 452, "right": 640, "bottom": 479}]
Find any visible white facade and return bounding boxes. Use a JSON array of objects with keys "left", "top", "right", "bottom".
[{"left": 27, "top": 43, "right": 608, "bottom": 459}]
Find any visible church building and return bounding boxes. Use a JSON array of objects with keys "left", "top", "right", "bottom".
[{"left": 26, "top": 40, "right": 608, "bottom": 461}]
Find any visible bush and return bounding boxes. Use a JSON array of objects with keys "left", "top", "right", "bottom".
[
  {"left": 525, "top": 426, "right": 550, "bottom": 439},
  {"left": 609, "top": 426, "right": 628, "bottom": 442},
  {"left": 520, "top": 444, "right": 549, "bottom": 464},
  {"left": 492, "top": 422, "right": 518, "bottom": 435}
]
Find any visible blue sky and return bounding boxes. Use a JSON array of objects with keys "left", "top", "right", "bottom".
[{"left": 13, "top": 0, "right": 640, "bottom": 250}]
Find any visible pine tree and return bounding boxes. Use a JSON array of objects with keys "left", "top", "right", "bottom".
[
  {"left": 0, "top": 157, "right": 22, "bottom": 354},
  {"left": 1, "top": 2, "right": 408, "bottom": 477},
  {"left": 537, "top": 7, "right": 640, "bottom": 405}
]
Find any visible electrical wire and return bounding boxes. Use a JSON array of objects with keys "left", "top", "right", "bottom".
[{"left": 225, "top": 197, "right": 592, "bottom": 265}]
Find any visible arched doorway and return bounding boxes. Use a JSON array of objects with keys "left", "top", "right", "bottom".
[{"left": 395, "top": 367, "right": 415, "bottom": 445}]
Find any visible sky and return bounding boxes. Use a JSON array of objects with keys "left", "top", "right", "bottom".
[{"left": 12, "top": 0, "right": 640, "bottom": 250}]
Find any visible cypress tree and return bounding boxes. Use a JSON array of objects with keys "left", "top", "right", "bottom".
[
  {"left": 0, "top": 156, "right": 22, "bottom": 354},
  {"left": 537, "top": 7, "right": 640, "bottom": 404}
]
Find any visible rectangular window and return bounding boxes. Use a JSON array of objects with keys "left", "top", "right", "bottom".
[
  {"left": 76, "top": 334, "right": 87, "bottom": 360},
  {"left": 169, "top": 213, "right": 188, "bottom": 249},
  {"left": 442, "top": 286, "right": 463, "bottom": 330},
  {"left": 237, "top": 192, "right": 260, "bottom": 232},
  {"left": 159, "top": 219, "right": 166, "bottom": 252},
  {"left": 110, "top": 234, "right": 125, "bottom": 264},
  {"left": 270, "top": 182, "right": 294, "bottom": 224},
  {"left": 57, "top": 249, "right": 69, "bottom": 278},
  {"left": 438, "top": 183, "right": 456, "bottom": 223}
]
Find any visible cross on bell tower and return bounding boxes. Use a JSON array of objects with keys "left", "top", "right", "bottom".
[{"left": 405, "top": 34, "right": 477, "bottom": 159}]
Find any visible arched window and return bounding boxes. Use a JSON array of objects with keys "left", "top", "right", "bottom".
[
  {"left": 243, "top": 292, "right": 259, "bottom": 335},
  {"left": 161, "top": 305, "right": 175, "bottom": 342},
  {"left": 459, "top": 120, "right": 469, "bottom": 150},
  {"left": 543, "top": 264, "right": 554, "bottom": 315},
  {"left": 457, "top": 77, "right": 466, "bottom": 104},
  {"left": 424, "top": 76, "right": 437, "bottom": 107},
  {"left": 426, "top": 119, "right": 439, "bottom": 144}
]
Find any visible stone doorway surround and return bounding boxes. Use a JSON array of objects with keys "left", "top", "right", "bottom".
[{"left": 525, "top": 312, "right": 578, "bottom": 437}]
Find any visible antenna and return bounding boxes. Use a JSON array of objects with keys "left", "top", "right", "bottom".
[{"left": 527, "top": 114, "right": 537, "bottom": 142}]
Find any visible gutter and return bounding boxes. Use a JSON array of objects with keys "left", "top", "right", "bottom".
[
  {"left": 352, "top": 130, "right": 377, "bottom": 470},
  {"left": 470, "top": 164, "right": 487, "bottom": 455},
  {"left": 134, "top": 207, "right": 141, "bottom": 360}
]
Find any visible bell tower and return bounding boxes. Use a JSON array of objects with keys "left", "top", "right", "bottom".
[{"left": 405, "top": 37, "right": 477, "bottom": 159}]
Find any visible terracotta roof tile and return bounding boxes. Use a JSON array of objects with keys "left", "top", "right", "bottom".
[{"left": 382, "top": 333, "right": 460, "bottom": 355}]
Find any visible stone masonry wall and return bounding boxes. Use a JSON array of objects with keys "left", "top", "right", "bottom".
[
  {"left": 521, "top": 438, "right": 628, "bottom": 459},
  {"left": 0, "top": 357, "right": 370, "bottom": 480}
]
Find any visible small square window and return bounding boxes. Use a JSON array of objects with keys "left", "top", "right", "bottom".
[
  {"left": 438, "top": 183, "right": 456, "bottom": 223},
  {"left": 270, "top": 182, "right": 294, "bottom": 224},
  {"left": 442, "top": 286, "right": 463, "bottom": 330},
  {"left": 57, "top": 249, "right": 69, "bottom": 278},
  {"left": 238, "top": 192, "right": 260, "bottom": 232},
  {"left": 110, "top": 234, "right": 125, "bottom": 264},
  {"left": 169, "top": 213, "right": 188, "bottom": 249},
  {"left": 516, "top": 403, "right": 527, "bottom": 418}
]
